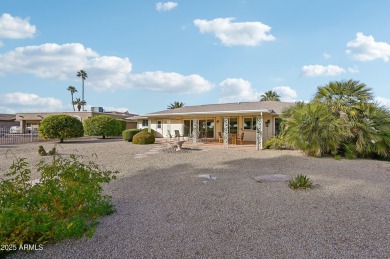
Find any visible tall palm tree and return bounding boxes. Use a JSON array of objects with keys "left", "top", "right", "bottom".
[
  {"left": 77, "top": 70, "right": 88, "bottom": 111},
  {"left": 66, "top": 86, "right": 77, "bottom": 111},
  {"left": 167, "top": 101, "right": 185, "bottom": 109},
  {"left": 260, "top": 91, "right": 280, "bottom": 101},
  {"left": 73, "top": 98, "right": 87, "bottom": 112}
]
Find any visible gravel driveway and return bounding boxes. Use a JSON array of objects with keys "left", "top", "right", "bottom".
[{"left": 2, "top": 138, "right": 390, "bottom": 258}]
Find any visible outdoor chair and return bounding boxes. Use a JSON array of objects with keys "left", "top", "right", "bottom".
[
  {"left": 235, "top": 132, "right": 244, "bottom": 145},
  {"left": 167, "top": 130, "right": 174, "bottom": 143},
  {"left": 218, "top": 132, "right": 223, "bottom": 143},
  {"left": 174, "top": 130, "right": 184, "bottom": 140}
]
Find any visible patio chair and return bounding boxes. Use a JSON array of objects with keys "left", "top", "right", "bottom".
[
  {"left": 174, "top": 130, "right": 184, "bottom": 140},
  {"left": 167, "top": 130, "right": 174, "bottom": 143},
  {"left": 218, "top": 132, "right": 223, "bottom": 143},
  {"left": 235, "top": 132, "right": 244, "bottom": 145}
]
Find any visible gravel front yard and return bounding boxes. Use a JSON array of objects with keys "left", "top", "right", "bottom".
[{"left": 2, "top": 139, "right": 390, "bottom": 258}]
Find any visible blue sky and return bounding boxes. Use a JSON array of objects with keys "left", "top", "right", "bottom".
[{"left": 1, "top": 0, "right": 390, "bottom": 115}]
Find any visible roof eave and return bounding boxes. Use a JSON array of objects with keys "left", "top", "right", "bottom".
[{"left": 145, "top": 109, "right": 271, "bottom": 117}]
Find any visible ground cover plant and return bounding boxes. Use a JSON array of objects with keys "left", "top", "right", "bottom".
[
  {"left": 38, "top": 115, "right": 84, "bottom": 143},
  {"left": 0, "top": 154, "right": 117, "bottom": 253},
  {"left": 289, "top": 174, "right": 313, "bottom": 190}
]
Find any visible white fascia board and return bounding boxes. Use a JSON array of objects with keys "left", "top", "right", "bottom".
[{"left": 144, "top": 109, "right": 271, "bottom": 117}]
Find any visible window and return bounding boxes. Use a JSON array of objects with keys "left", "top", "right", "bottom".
[
  {"left": 142, "top": 120, "right": 148, "bottom": 127},
  {"left": 243, "top": 117, "right": 257, "bottom": 130},
  {"left": 157, "top": 120, "right": 162, "bottom": 129},
  {"left": 222, "top": 117, "right": 238, "bottom": 133},
  {"left": 275, "top": 118, "right": 281, "bottom": 135}
]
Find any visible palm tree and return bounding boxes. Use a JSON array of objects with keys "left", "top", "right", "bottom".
[
  {"left": 167, "top": 101, "right": 185, "bottom": 109},
  {"left": 73, "top": 98, "right": 87, "bottom": 112},
  {"left": 314, "top": 79, "right": 373, "bottom": 114},
  {"left": 260, "top": 91, "right": 280, "bottom": 101},
  {"left": 66, "top": 86, "right": 77, "bottom": 111},
  {"left": 77, "top": 70, "right": 88, "bottom": 111}
]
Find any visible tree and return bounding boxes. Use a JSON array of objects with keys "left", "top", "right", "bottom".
[
  {"left": 67, "top": 86, "right": 77, "bottom": 111},
  {"left": 260, "top": 91, "right": 280, "bottom": 101},
  {"left": 167, "top": 101, "right": 185, "bottom": 109},
  {"left": 84, "top": 115, "right": 122, "bottom": 139},
  {"left": 38, "top": 115, "right": 84, "bottom": 143},
  {"left": 73, "top": 98, "right": 87, "bottom": 112},
  {"left": 77, "top": 70, "right": 88, "bottom": 111}
]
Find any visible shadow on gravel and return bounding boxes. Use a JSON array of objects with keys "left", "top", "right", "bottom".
[{"left": 18, "top": 155, "right": 390, "bottom": 259}]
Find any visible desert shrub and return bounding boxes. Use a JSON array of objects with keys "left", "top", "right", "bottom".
[
  {"left": 133, "top": 131, "right": 155, "bottom": 144},
  {"left": 289, "top": 174, "right": 313, "bottom": 190},
  {"left": 38, "top": 145, "right": 47, "bottom": 156},
  {"left": 141, "top": 128, "right": 155, "bottom": 135},
  {"left": 0, "top": 155, "right": 117, "bottom": 248},
  {"left": 263, "top": 136, "right": 291, "bottom": 149},
  {"left": 122, "top": 129, "right": 141, "bottom": 142},
  {"left": 84, "top": 115, "right": 122, "bottom": 139},
  {"left": 38, "top": 115, "right": 84, "bottom": 143}
]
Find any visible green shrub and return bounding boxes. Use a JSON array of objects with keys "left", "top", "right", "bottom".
[
  {"left": 38, "top": 145, "right": 47, "bottom": 156},
  {"left": 264, "top": 136, "right": 291, "bottom": 149},
  {"left": 118, "top": 120, "right": 127, "bottom": 131},
  {"left": 122, "top": 129, "right": 141, "bottom": 142},
  {"left": 84, "top": 115, "right": 122, "bottom": 139},
  {"left": 0, "top": 155, "right": 117, "bottom": 248},
  {"left": 289, "top": 174, "right": 313, "bottom": 190},
  {"left": 141, "top": 128, "right": 155, "bottom": 135},
  {"left": 38, "top": 115, "right": 84, "bottom": 143},
  {"left": 133, "top": 131, "right": 155, "bottom": 144}
]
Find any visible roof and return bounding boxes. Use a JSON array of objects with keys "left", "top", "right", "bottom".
[
  {"left": 0, "top": 114, "right": 16, "bottom": 121},
  {"left": 144, "top": 101, "right": 295, "bottom": 117}
]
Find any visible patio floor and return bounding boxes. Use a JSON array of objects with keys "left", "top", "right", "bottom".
[{"left": 156, "top": 137, "right": 258, "bottom": 151}]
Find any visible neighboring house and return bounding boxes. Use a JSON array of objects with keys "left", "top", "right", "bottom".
[
  {"left": 0, "top": 114, "right": 19, "bottom": 128},
  {"left": 15, "top": 111, "right": 138, "bottom": 132},
  {"left": 129, "top": 101, "right": 294, "bottom": 149}
]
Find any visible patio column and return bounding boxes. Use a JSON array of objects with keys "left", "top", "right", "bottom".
[
  {"left": 223, "top": 117, "right": 229, "bottom": 148},
  {"left": 167, "top": 119, "right": 171, "bottom": 137},
  {"left": 192, "top": 119, "right": 198, "bottom": 144},
  {"left": 256, "top": 113, "right": 263, "bottom": 150},
  {"left": 148, "top": 119, "right": 151, "bottom": 133}
]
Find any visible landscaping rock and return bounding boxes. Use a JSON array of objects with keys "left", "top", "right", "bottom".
[{"left": 254, "top": 174, "right": 291, "bottom": 182}]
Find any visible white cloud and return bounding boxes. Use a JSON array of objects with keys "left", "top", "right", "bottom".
[
  {"left": 346, "top": 32, "right": 390, "bottom": 62},
  {"left": 193, "top": 17, "right": 275, "bottom": 46},
  {"left": 0, "top": 43, "right": 214, "bottom": 94},
  {"left": 272, "top": 86, "right": 297, "bottom": 102},
  {"left": 127, "top": 71, "right": 214, "bottom": 94},
  {"left": 323, "top": 52, "right": 331, "bottom": 59},
  {"left": 301, "top": 65, "right": 346, "bottom": 77},
  {"left": 219, "top": 78, "right": 260, "bottom": 103},
  {"left": 375, "top": 96, "right": 390, "bottom": 107},
  {"left": 156, "top": 2, "right": 178, "bottom": 12},
  {"left": 0, "top": 92, "right": 64, "bottom": 112},
  {"left": 347, "top": 66, "right": 359, "bottom": 73},
  {"left": 0, "top": 13, "right": 36, "bottom": 39}
]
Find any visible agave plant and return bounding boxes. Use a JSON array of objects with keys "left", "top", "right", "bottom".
[{"left": 289, "top": 174, "right": 313, "bottom": 190}]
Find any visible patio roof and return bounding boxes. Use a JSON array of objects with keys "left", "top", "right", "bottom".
[
  {"left": 0, "top": 114, "right": 16, "bottom": 121},
  {"left": 139, "top": 101, "right": 295, "bottom": 118}
]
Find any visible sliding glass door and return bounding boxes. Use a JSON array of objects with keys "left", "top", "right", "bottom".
[{"left": 183, "top": 119, "right": 215, "bottom": 138}]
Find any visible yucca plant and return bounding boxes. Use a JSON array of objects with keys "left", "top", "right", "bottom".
[{"left": 289, "top": 174, "right": 313, "bottom": 190}]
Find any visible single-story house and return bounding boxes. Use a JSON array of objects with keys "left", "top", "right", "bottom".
[
  {"left": 129, "top": 101, "right": 294, "bottom": 150},
  {"left": 0, "top": 114, "right": 19, "bottom": 128},
  {"left": 15, "top": 111, "right": 138, "bottom": 131}
]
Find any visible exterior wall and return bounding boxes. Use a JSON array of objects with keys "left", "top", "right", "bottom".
[{"left": 138, "top": 113, "right": 280, "bottom": 142}]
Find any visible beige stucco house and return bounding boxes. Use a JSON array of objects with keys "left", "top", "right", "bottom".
[{"left": 129, "top": 101, "right": 294, "bottom": 149}]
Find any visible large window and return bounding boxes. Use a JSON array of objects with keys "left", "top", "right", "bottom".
[
  {"left": 199, "top": 119, "right": 215, "bottom": 138},
  {"left": 142, "top": 120, "right": 148, "bottom": 127},
  {"left": 222, "top": 117, "right": 238, "bottom": 133},
  {"left": 243, "top": 117, "right": 257, "bottom": 130}
]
